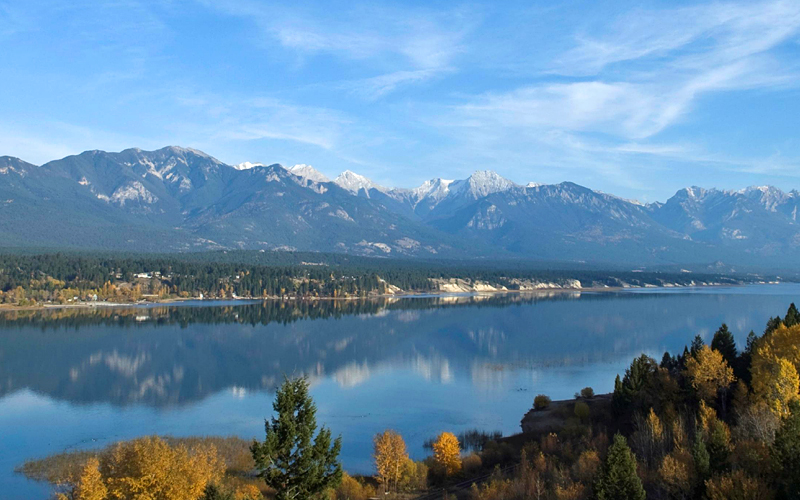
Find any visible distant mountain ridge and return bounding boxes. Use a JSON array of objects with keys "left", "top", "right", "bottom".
[{"left": 1, "top": 146, "right": 798, "bottom": 268}]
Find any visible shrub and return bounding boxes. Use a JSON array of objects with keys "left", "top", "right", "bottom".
[
  {"left": 397, "top": 459, "right": 428, "bottom": 492},
  {"left": 534, "top": 394, "right": 552, "bottom": 410},
  {"left": 574, "top": 401, "right": 591, "bottom": 421},
  {"left": 462, "top": 453, "right": 483, "bottom": 477},
  {"left": 580, "top": 387, "right": 595, "bottom": 399},
  {"left": 331, "top": 473, "right": 375, "bottom": 500},
  {"left": 705, "top": 470, "right": 772, "bottom": 500}
]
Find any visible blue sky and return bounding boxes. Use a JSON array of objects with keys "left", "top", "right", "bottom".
[{"left": 1, "top": 0, "right": 799, "bottom": 201}]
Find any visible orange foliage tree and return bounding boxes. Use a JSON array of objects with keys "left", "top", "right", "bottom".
[{"left": 432, "top": 432, "right": 462, "bottom": 477}]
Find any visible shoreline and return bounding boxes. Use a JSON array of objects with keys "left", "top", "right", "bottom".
[{"left": 0, "top": 281, "right": 765, "bottom": 312}]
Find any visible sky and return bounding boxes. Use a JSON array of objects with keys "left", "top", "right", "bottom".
[{"left": 1, "top": 0, "right": 800, "bottom": 202}]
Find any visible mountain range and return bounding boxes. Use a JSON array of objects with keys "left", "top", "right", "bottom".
[{"left": 1, "top": 146, "right": 798, "bottom": 268}]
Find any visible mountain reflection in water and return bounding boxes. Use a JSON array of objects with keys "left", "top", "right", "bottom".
[
  {"left": 1, "top": 287, "right": 795, "bottom": 408},
  {"left": 3, "top": 285, "right": 800, "bottom": 500}
]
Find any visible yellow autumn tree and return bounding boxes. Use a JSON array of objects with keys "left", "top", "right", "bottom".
[
  {"left": 60, "top": 457, "right": 108, "bottom": 500},
  {"left": 751, "top": 324, "right": 800, "bottom": 417},
  {"left": 755, "top": 323, "right": 800, "bottom": 367},
  {"left": 705, "top": 469, "right": 772, "bottom": 500},
  {"left": 658, "top": 451, "right": 694, "bottom": 500},
  {"left": 752, "top": 357, "right": 800, "bottom": 417},
  {"left": 685, "top": 345, "right": 735, "bottom": 403},
  {"left": 373, "top": 430, "right": 408, "bottom": 493},
  {"left": 698, "top": 400, "right": 719, "bottom": 437},
  {"left": 233, "top": 483, "right": 263, "bottom": 500},
  {"left": 100, "top": 436, "right": 224, "bottom": 500},
  {"left": 432, "top": 432, "right": 461, "bottom": 476}
]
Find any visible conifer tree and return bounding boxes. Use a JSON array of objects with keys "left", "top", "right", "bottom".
[
  {"left": 692, "top": 434, "right": 711, "bottom": 483},
  {"left": 765, "top": 316, "right": 783, "bottom": 337},
  {"left": 690, "top": 335, "right": 706, "bottom": 358},
  {"left": 595, "top": 434, "right": 645, "bottom": 500},
  {"left": 251, "top": 377, "right": 342, "bottom": 500},
  {"left": 707, "top": 420, "right": 732, "bottom": 473},
  {"left": 612, "top": 374, "right": 625, "bottom": 414},
  {"left": 772, "top": 400, "right": 800, "bottom": 499},
  {"left": 785, "top": 303, "right": 800, "bottom": 328},
  {"left": 711, "top": 323, "right": 737, "bottom": 367}
]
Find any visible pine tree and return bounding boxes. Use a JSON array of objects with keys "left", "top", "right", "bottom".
[
  {"left": 595, "top": 434, "right": 646, "bottom": 500},
  {"left": 612, "top": 374, "right": 625, "bottom": 414},
  {"left": 660, "top": 352, "right": 676, "bottom": 371},
  {"left": 711, "top": 323, "right": 737, "bottom": 367},
  {"left": 738, "top": 330, "right": 759, "bottom": 383},
  {"left": 692, "top": 434, "right": 710, "bottom": 482},
  {"left": 690, "top": 335, "right": 706, "bottom": 358},
  {"left": 707, "top": 420, "right": 732, "bottom": 473},
  {"left": 765, "top": 316, "right": 783, "bottom": 337},
  {"left": 251, "top": 377, "right": 342, "bottom": 500},
  {"left": 785, "top": 303, "right": 800, "bottom": 328},
  {"left": 772, "top": 400, "right": 800, "bottom": 499}
]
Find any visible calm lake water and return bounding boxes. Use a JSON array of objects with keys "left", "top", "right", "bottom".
[{"left": 2, "top": 284, "right": 799, "bottom": 499}]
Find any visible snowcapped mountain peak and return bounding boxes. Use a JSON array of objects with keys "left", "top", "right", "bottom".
[
  {"left": 739, "top": 185, "right": 793, "bottom": 211},
  {"left": 678, "top": 186, "right": 708, "bottom": 200},
  {"left": 412, "top": 178, "right": 454, "bottom": 200},
  {"left": 232, "top": 161, "right": 265, "bottom": 171},
  {"left": 526, "top": 182, "right": 541, "bottom": 188},
  {"left": 455, "top": 170, "right": 517, "bottom": 198},
  {"left": 334, "top": 170, "right": 385, "bottom": 195},
  {"left": 289, "top": 164, "right": 329, "bottom": 183}
]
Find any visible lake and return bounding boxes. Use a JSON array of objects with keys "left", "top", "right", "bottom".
[{"left": 1, "top": 284, "right": 799, "bottom": 499}]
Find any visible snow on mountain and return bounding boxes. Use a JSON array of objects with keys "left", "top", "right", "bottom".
[
  {"left": 450, "top": 170, "right": 517, "bottom": 199},
  {"left": 739, "top": 185, "right": 798, "bottom": 212},
  {"left": 232, "top": 161, "right": 265, "bottom": 170},
  {"left": 334, "top": 170, "right": 386, "bottom": 195},
  {"left": 288, "top": 164, "right": 330, "bottom": 183},
  {"left": 410, "top": 178, "right": 455, "bottom": 206},
  {"left": 3, "top": 144, "right": 800, "bottom": 266}
]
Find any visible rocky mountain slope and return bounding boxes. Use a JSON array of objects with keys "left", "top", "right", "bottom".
[{"left": 1, "top": 146, "right": 798, "bottom": 267}]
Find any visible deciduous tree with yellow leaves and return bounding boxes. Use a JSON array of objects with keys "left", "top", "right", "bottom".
[
  {"left": 751, "top": 324, "right": 800, "bottom": 417},
  {"left": 685, "top": 345, "right": 735, "bottom": 410},
  {"left": 102, "top": 436, "right": 224, "bottom": 500},
  {"left": 432, "top": 432, "right": 461, "bottom": 477},
  {"left": 57, "top": 457, "right": 107, "bottom": 500},
  {"left": 373, "top": 430, "right": 408, "bottom": 493},
  {"left": 57, "top": 436, "right": 224, "bottom": 500}
]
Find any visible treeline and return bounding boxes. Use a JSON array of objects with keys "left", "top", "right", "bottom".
[
  {"left": 0, "top": 253, "right": 397, "bottom": 305},
  {"left": 0, "top": 251, "right": 753, "bottom": 306},
  {"left": 0, "top": 292, "right": 589, "bottom": 330}
]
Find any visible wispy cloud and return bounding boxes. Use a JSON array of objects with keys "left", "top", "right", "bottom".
[
  {"left": 342, "top": 68, "right": 451, "bottom": 100},
  {"left": 167, "top": 91, "right": 347, "bottom": 150},
  {"left": 195, "top": 0, "right": 474, "bottom": 97},
  {"left": 422, "top": 0, "right": 800, "bottom": 192}
]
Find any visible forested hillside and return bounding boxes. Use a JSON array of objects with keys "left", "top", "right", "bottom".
[{"left": 0, "top": 252, "right": 755, "bottom": 306}]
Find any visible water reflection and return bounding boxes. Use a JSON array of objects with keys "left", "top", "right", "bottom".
[
  {"left": 2, "top": 285, "right": 800, "bottom": 499},
  {"left": 1, "top": 287, "right": 797, "bottom": 409}
]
